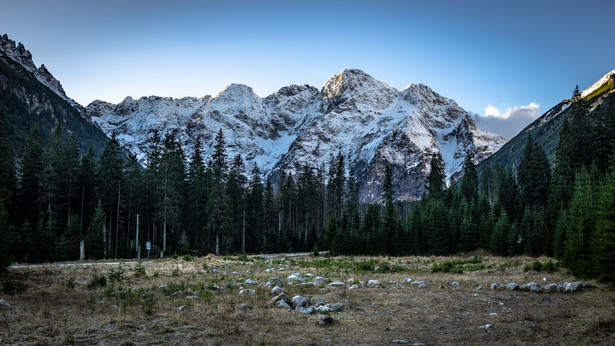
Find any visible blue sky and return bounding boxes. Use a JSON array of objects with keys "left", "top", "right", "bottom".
[{"left": 1, "top": 0, "right": 613, "bottom": 138}]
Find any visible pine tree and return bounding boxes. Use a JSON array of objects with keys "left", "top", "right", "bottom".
[
  {"left": 518, "top": 135, "right": 551, "bottom": 212},
  {"left": 247, "top": 163, "right": 264, "bottom": 252},
  {"left": 227, "top": 154, "right": 247, "bottom": 253},
  {"left": 426, "top": 152, "right": 445, "bottom": 200},
  {"left": 382, "top": 165, "right": 398, "bottom": 255},
  {"left": 97, "top": 133, "right": 124, "bottom": 257},
  {"left": 593, "top": 157, "right": 615, "bottom": 282},
  {"left": 572, "top": 84, "right": 580, "bottom": 98},
  {"left": 563, "top": 168, "right": 596, "bottom": 277},
  {"left": 460, "top": 154, "right": 478, "bottom": 203},
  {"left": 425, "top": 200, "right": 450, "bottom": 255},
  {"left": 85, "top": 201, "right": 106, "bottom": 259},
  {"left": 208, "top": 131, "right": 230, "bottom": 255},
  {"left": 491, "top": 210, "right": 510, "bottom": 256}
]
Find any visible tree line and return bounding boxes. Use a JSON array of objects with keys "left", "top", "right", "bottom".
[{"left": 0, "top": 101, "right": 614, "bottom": 282}]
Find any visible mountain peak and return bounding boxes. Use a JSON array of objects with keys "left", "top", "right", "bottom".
[
  {"left": 216, "top": 83, "right": 257, "bottom": 99},
  {"left": 580, "top": 69, "right": 615, "bottom": 100}
]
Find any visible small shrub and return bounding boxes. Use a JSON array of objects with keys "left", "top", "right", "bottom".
[
  {"left": 183, "top": 254, "right": 194, "bottom": 262},
  {"left": 134, "top": 261, "right": 146, "bottom": 277},
  {"left": 312, "top": 244, "right": 320, "bottom": 257},
  {"left": 524, "top": 260, "right": 559, "bottom": 273},
  {"left": 2, "top": 279, "right": 27, "bottom": 295},
  {"left": 172, "top": 269, "right": 181, "bottom": 277},
  {"left": 203, "top": 263, "right": 209, "bottom": 271},
  {"left": 108, "top": 265, "right": 125, "bottom": 282},
  {"left": 65, "top": 278, "right": 76, "bottom": 290},
  {"left": 153, "top": 271, "right": 160, "bottom": 278},
  {"left": 88, "top": 273, "right": 107, "bottom": 288}
]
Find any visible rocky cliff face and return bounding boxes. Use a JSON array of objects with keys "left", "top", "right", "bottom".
[{"left": 87, "top": 68, "right": 506, "bottom": 202}]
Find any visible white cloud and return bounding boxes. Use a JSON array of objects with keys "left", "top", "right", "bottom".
[{"left": 474, "top": 102, "right": 541, "bottom": 139}]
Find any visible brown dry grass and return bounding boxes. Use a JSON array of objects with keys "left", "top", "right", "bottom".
[{"left": 1, "top": 253, "right": 614, "bottom": 345}]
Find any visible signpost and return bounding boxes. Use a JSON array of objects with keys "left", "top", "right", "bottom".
[{"left": 146, "top": 241, "right": 151, "bottom": 260}]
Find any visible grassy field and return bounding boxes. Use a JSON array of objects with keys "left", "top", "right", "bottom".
[{"left": 1, "top": 252, "right": 614, "bottom": 345}]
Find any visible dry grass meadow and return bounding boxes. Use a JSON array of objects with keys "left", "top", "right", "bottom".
[{"left": 1, "top": 252, "right": 614, "bottom": 345}]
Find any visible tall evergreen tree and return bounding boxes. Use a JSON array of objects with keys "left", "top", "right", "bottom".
[
  {"left": 97, "top": 133, "right": 123, "bottom": 257},
  {"left": 208, "top": 130, "right": 230, "bottom": 255},
  {"left": 593, "top": 157, "right": 615, "bottom": 282},
  {"left": 491, "top": 210, "right": 510, "bottom": 256},
  {"left": 426, "top": 152, "right": 445, "bottom": 200},
  {"left": 85, "top": 200, "right": 106, "bottom": 259},
  {"left": 518, "top": 135, "right": 551, "bottom": 211},
  {"left": 460, "top": 154, "right": 478, "bottom": 203}
]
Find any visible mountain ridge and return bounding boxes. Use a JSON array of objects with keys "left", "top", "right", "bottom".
[{"left": 88, "top": 68, "right": 506, "bottom": 202}]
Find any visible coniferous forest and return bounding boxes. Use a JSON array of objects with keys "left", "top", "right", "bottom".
[{"left": 0, "top": 101, "right": 614, "bottom": 283}]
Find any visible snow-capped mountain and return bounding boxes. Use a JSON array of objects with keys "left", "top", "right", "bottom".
[{"left": 88, "top": 69, "right": 506, "bottom": 202}]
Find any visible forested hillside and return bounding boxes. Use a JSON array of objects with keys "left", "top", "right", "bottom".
[{"left": 1, "top": 96, "right": 614, "bottom": 282}]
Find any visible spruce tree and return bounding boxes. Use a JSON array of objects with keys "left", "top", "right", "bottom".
[
  {"left": 491, "top": 210, "right": 510, "bottom": 256},
  {"left": 426, "top": 152, "right": 445, "bottom": 200},
  {"left": 593, "top": 157, "right": 615, "bottom": 282},
  {"left": 563, "top": 168, "right": 596, "bottom": 277},
  {"left": 460, "top": 154, "right": 478, "bottom": 203},
  {"left": 85, "top": 201, "right": 106, "bottom": 259}
]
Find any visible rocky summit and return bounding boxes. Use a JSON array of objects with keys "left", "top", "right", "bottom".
[{"left": 87, "top": 69, "right": 505, "bottom": 202}]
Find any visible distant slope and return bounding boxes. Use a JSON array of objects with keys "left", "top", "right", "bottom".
[
  {"left": 0, "top": 39, "right": 109, "bottom": 155},
  {"left": 478, "top": 70, "right": 615, "bottom": 173}
]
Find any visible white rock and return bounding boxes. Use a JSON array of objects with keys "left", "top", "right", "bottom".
[
  {"left": 292, "top": 295, "right": 307, "bottom": 308},
  {"left": 328, "top": 280, "right": 346, "bottom": 288},
  {"left": 367, "top": 279, "right": 381, "bottom": 288}
]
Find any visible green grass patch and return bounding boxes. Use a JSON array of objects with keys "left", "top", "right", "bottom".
[{"left": 431, "top": 256, "right": 484, "bottom": 273}]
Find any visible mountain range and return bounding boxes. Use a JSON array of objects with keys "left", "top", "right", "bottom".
[
  {"left": 6, "top": 33, "right": 613, "bottom": 203},
  {"left": 86, "top": 69, "right": 506, "bottom": 202}
]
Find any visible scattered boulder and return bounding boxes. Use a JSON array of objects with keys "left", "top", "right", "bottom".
[
  {"left": 275, "top": 300, "right": 291, "bottom": 310},
  {"left": 448, "top": 281, "right": 460, "bottom": 286},
  {"left": 268, "top": 277, "right": 284, "bottom": 287},
  {"left": 480, "top": 324, "right": 492, "bottom": 329},
  {"left": 271, "top": 285, "right": 285, "bottom": 296},
  {"left": 246, "top": 269, "right": 254, "bottom": 274},
  {"left": 411, "top": 280, "right": 425, "bottom": 286},
  {"left": 315, "top": 305, "right": 330, "bottom": 312},
  {"left": 295, "top": 306, "right": 315, "bottom": 314},
  {"left": 0, "top": 300, "right": 9, "bottom": 309},
  {"left": 292, "top": 295, "right": 308, "bottom": 308},
  {"left": 318, "top": 314, "right": 335, "bottom": 325},
  {"left": 310, "top": 298, "right": 325, "bottom": 306},
  {"left": 186, "top": 296, "right": 198, "bottom": 299},
  {"left": 177, "top": 305, "right": 191, "bottom": 311},
  {"left": 506, "top": 283, "right": 519, "bottom": 291},
  {"left": 542, "top": 283, "right": 558, "bottom": 292},
  {"left": 267, "top": 293, "right": 292, "bottom": 308},
  {"left": 490, "top": 282, "right": 502, "bottom": 290},
  {"left": 367, "top": 280, "right": 381, "bottom": 288},
  {"left": 417, "top": 283, "right": 427, "bottom": 289},
  {"left": 564, "top": 282, "right": 583, "bottom": 292},
  {"left": 392, "top": 340, "right": 409, "bottom": 344},
  {"left": 244, "top": 279, "right": 256, "bottom": 285},
  {"left": 404, "top": 278, "right": 413, "bottom": 283},
  {"left": 325, "top": 303, "right": 343, "bottom": 312},
  {"left": 328, "top": 280, "right": 346, "bottom": 288},
  {"left": 313, "top": 276, "right": 328, "bottom": 286},
  {"left": 287, "top": 273, "right": 305, "bottom": 282},
  {"left": 520, "top": 282, "right": 541, "bottom": 292},
  {"left": 349, "top": 284, "right": 359, "bottom": 290},
  {"left": 171, "top": 290, "right": 183, "bottom": 297},
  {"left": 239, "top": 289, "right": 255, "bottom": 296}
]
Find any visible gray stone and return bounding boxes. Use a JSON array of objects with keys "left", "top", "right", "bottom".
[
  {"left": 325, "top": 303, "right": 343, "bottom": 312},
  {"left": 267, "top": 293, "right": 292, "bottom": 308},
  {"left": 239, "top": 289, "right": 255, "bottom": 296},
  {"left": 480, "top": 324, "right": 492, "bottom": 329},
  {"left": 448, "top": 281, "right": 460, "bottom": 286},
  {"left": 292, "top": 295, "right": 307, "bottom": 308},
  {"left": 186, "top": 295, "right": 198, "bottom": 299},
  {"left": 564, "top": 282, "right": 582, "bottom": 292},
  {"left": 542, "top": 283, "right": 558, "bottom": 292},
  {"left": 506, "top": 283, "right": 519, "bottom": 291},
  {"left": 275, "top": 300, "right": 291, "bottom": 310},
  {"left": 271, "top": 285, "right": 285, "bottom": 295},
  {"left": 313, "top": 276, "right": 328, "bottom": 286},
  {"left": 318, "top": 314, "right": 335, "bottom": 325},
  {"left": 310, "top": 297, "right": 325, "bottom": 306},
  {"left": 246, "top": 269, "right": 254, "bottom": 274},
  {"left": 367, "top": 279, "right": 381, "bottom": 288},
  {"left": 417, "top": 283, "right": 427, "bottom": 289},
  {"left": 177, "top": 305, "right": 191, "bottom": 311},
  {"left": 411, "top": 280, "right": 425, "bottom": 286},
  {"left": 171, "top": 290, "right": 182, "bottom": 297},
  {"left": 268, "top": 277, "right": 284, "bottom": 287},
  {"left": 520, "top": 282, "right": 541, "bottom": 292},
  {"left": 392, "top": 340, "right": 409, "bottom": 344},
  {"left": 315, "top": 305, "right": 330, "bottom": 312},
  {"left": 287, "top": 273, "right": 304, "bottom": 282},
  {"left": 244, "top": 278, "right": 256, "bottom": 285},
  {"left": 0, "top": 300, "right": 9, "bottom": 309},
  {"left": 328, "top": 280, "right": 346, "bottom": 288},
  {"left": 490, "top": 282, "right": 501, "bottom": 290},
  {"left": 349, "top": 284, "right": 359, "bottom": 290},
  {"left": 295, "top": 306, "right": 315, "bottom": 314},
  {"left": 404, "top": 278, "right": 413, "bottom": 283}
]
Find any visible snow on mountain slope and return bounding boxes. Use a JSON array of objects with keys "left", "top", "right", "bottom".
[{"left": 87, "top": 68, "right": 506, "bottom": 202}]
